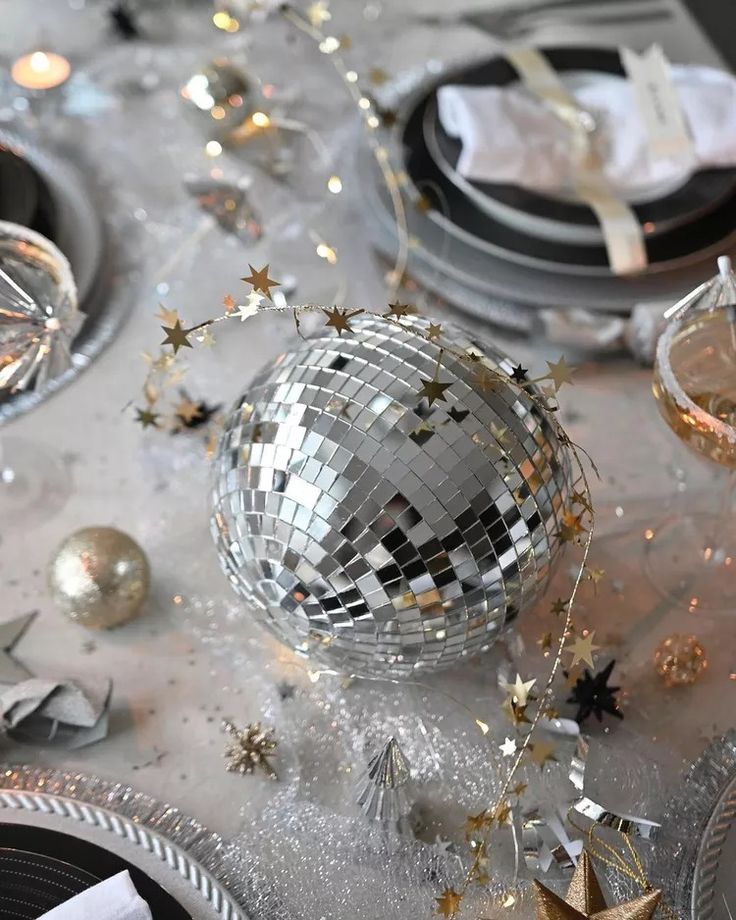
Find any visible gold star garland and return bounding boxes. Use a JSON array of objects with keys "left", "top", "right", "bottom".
[{"left": 139, "top": 268, "right": 599, "bottom": 917}]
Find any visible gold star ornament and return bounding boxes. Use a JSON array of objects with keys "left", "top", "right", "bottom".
[{"left": 534, "top": 851, "right": 660, "bottom": 920}]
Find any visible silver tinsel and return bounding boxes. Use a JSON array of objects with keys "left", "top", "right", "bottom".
[
  {"left": 0, "top": 221, "right": 80, "bottom": 394},
  {"left": 211, "top": 314, "right": 573, "bottom": 678}
]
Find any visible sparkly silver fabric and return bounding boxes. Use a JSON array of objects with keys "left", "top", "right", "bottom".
[{"left": 211, "top": 315, "right": 572, "bottom": 677}]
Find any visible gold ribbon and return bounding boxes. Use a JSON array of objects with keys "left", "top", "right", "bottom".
[{"left": 504, "top": 46, "right": 648, "bottom": 277}]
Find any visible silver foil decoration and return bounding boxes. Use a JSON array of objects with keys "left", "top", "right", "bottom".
[
  {"left": 211, "top": 314, "right": 573, "bottom": 678},
  {"left": 0, "top": 677, "right": 112, "bottom": 749},
  {"left": 356, "top": 736, "right": 413, "bottom": 831},
  {"left": 0, "top": 221, "right": 80, "bottom": 394}
]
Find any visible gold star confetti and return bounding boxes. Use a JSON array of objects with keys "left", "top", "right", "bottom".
[
  {"left": 156, "top": 304, "right": 180, "bottom": 326},
  {"left": 465, "top": 810, "right": 489, "bottom": 837},
  {"left": 175, "top": 398, "right": 203, "bottom": 424},
  {"left": 545, "top": 356, "right": 576, "bottom": 390},
  {"left": 572, "top": 488, "right": 593, "bottom": 515},
  {"left": 562, "top": 510, "right": 587, "bottom": 537},
  {"left": 385, "top": 301, "right": 411, "bottom": 319},
  {"left": 559, "top": 520, "right": 580, "bottom": 544},
  {"left": 587, "top": 566, "right": 606, "bottom": 587},
  {"left": 500, "top": 736, "right": 517, "bottom": 757},
  {"left": 241, "top": 264, "right": 280, "bottom": 298},
  {"left": 436, "top": 888, "right": 463, "bottom": 918},
  {"left": 135, "top": 407, "right": 160, "bottom": 429},
  {"left": 222, "top": 719, "right": 277, "bottom": 779},
  {"left": 534, "top": 851, "right": 660, "bottom": 920},
  {"left": 528, "top": 739, "right": 557, "bottom": 769},
  {"left": 418, "top": 375, "right": 452, "bottom": 406},
  {"left": 512, "top": 781, "right": 528, "bottom": 797},
  {"left": 307, "top": 0, "right": 331, "bottom": 25},
  {"left": 494, "top": 801, "right": 512, "bottom": 825},
  {"left": 197, "top": 328, "right": 216, "bottom": 348},
  {"left": 566, "top": 631, "right": 600, "bottom": 668},
  {"left": 537, "top": 632, "right": 553, "bottom": 653},
  {"left": 322, "top": 306, "right": 364, "bottom": 336},
  {"left": 503, "top": 673, "right": 536, "bottom": 708},
  {"left": 427, "top": 322, "right": 442, "bottom": 340},
  {"left": 235, "top": 292, "right": 264, "bottom": 321},
  {"left": 161, "top": 320, "right": 193, "bottom": 354}
]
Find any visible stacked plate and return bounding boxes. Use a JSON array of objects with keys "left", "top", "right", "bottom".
[{"left": 364, "top": 46, "right": 736, "bottom": 336}]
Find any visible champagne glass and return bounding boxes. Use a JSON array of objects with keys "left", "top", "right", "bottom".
[
  {"left": 649, "top": 255, "right": 736, "bottom": 611},
  {"left": 0, "top": 221, "right": 78, "bottom": 525}
]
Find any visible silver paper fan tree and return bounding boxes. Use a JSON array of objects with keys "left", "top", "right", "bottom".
[
  {"left": 356, "top": 736, "right": 413, "bottom": 831},
  {"left": 0, "top": 221, "right": 80, "bottom": 394}
]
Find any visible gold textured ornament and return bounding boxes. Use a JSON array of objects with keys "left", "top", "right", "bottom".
[
  {"left": 654, "top": 634, "right": 707, "bottom": 687},
  {"left": 534, "top": 851, "right": 661, "bottom": 920},
  {"left": 48, "top": 527, "right": 150, "bottom": 630},
  {"left": 222, "top": 719, "right": 277, "bottom": 778}
]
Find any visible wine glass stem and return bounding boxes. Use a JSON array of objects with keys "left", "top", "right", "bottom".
[{"left": 705, "top": 469, "right": 736, "bottom": 562}]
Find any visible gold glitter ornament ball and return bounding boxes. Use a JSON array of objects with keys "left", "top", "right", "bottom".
[
  {"left": 48, "top": 527, "right": 150, "bottom": 630},
  {"left": 654, "top": 634, "right": 707, "bottom": 687}
]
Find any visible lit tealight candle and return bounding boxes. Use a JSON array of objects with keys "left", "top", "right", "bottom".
[{"left": 11, "top": 51, "right": 71, "bottom": 90}]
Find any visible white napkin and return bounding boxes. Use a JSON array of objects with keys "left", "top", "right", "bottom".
[
  {"left": 437, "top": 65, "right": 736, "bottom": 199},
  {"left": 38, "top": 871, "right": 153, "bottom": 920}
]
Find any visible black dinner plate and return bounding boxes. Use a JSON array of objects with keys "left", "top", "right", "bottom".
[
  {"left": 424, "top": 47, "right": 736, "bottom": 240},
  {"left": 0, "top": 824, "right": 192, "bottom": 919},
  {"left": 401, "top": 66, "right": 736, "bottom": 276}
]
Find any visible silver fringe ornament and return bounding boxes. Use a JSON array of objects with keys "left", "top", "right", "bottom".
[
  {"left": 0, "top": 221, "right": 80, "bottom": 394},
  {"left": 356, "top": 736, "right": 413, "bottom": 831}
]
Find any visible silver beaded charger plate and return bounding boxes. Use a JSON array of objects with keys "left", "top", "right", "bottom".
[
  {"left": 0, "top": 765, "right": 247, "bottom": 920},
  {"left": 692, "top": 768, "right": 736, "bottom": 920}
]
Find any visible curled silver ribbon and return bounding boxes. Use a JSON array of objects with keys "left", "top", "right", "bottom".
[
  {"left": 516, "top": 723, "right": 660, "bottom": 875},
  {"left": 569, "top": 736, "right": 660, "bottom": 841}
]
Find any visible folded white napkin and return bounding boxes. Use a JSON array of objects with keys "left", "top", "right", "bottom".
[
  {"left": 38, "top": 871, "right": 153, "bottom": 920},
  {"left": 437, "top": 65, "right": 736, "bottom": 199}
]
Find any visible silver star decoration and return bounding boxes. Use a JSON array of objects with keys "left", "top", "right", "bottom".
[{"left": 0, "top": 612, "right": 37, "bottom": 684}]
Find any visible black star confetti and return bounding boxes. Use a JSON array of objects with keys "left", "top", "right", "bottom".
[{"left": 567, "top": 660, "right": 623, "bottom": 724}]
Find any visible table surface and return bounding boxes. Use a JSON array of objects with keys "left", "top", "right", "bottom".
[{"left": 1, "top": 0, "right": 735, "bottom": 913}]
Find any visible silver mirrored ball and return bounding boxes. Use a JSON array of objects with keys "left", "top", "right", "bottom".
[{"left": 211, "top": 315, "right": 573, "bottom": 677}]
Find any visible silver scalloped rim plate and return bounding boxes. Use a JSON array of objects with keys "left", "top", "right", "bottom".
[
  {"left": 692, "top": 769, "right": 736, "bottom": 920},
  {"left": 0, "top": 768, "right": 246, "bottom": 920}
]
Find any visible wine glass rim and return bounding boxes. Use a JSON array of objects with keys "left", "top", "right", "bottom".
[{"left": 656, "top": 304, "right": 736, "bottom": 446}]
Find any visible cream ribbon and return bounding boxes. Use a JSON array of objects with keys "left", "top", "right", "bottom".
[{"left": 504, "top": 45, "right": 649, "bottom": 277}]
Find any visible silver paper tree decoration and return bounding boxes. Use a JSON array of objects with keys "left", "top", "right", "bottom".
[
  {"left": 356, "top": 736, "right": 413, "bottom": 832},
  {"left": 0, "top": 221, "right": 80, "bottom": 393}
]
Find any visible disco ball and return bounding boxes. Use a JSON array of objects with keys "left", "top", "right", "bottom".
[{"left": 210, "top": 314, "right": 573, "bottom": 678}]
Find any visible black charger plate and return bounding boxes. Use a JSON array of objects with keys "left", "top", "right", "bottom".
[
  {"left": 401, "top": 60, "right": 736, "bottom": 277},
  {"left": 420, "top": 47, "right": 736, "bottom": 248},
  {"left": 0, "top": 824, "right": 191, "bottom": 919}
]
